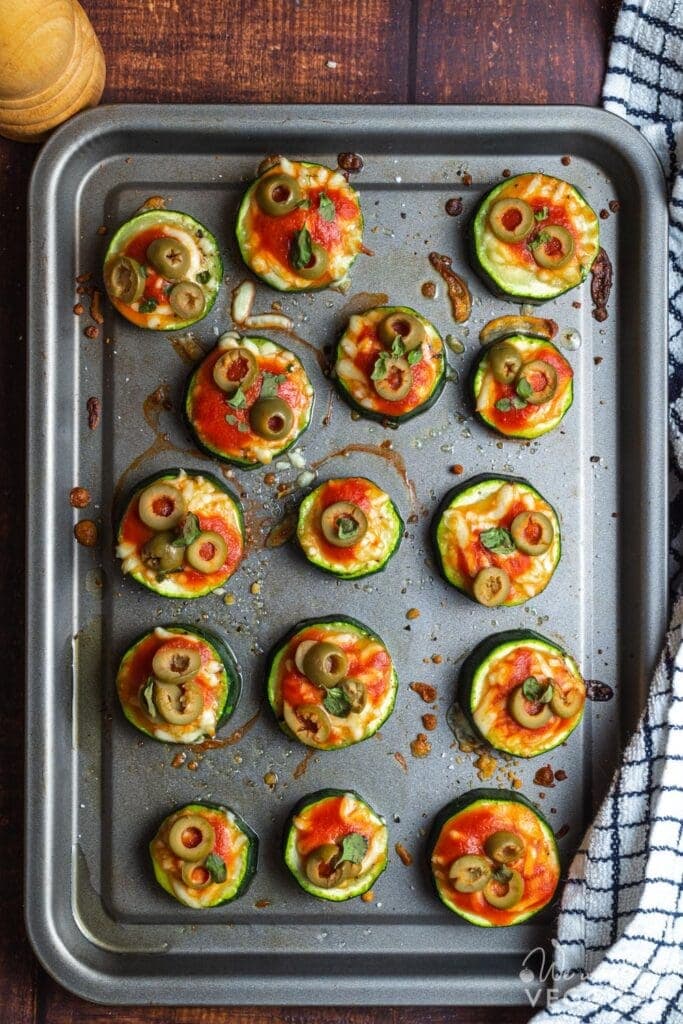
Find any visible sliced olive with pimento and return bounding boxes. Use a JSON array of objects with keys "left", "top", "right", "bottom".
[
  {"left": 484, "top": 831, "right": 526, "bottom": 864},
  {"left": 168, "top": 814, "right": 215, "bottom": 862},
  {"left": 169, "top": 281, "right": 206, "bottom": 319},
  {"left": 448, "top": 854, "right": 492, "bottom": 893},
  {"left": 138, "top": 482, "right": 186, "bottom": 531},
  {"left": 141, "top": 531, "right": 186, "bottom": 573},
  {"left": 152, "top": 643, "right": 202, "bottom": 683},
  {"left": 212, "top": 347, "right": 259, "bottom": 395},
  {"left": 483, "top": 867, "right": 524, "bottom": 909},
  {"left": 531, "top": 225, "right": 574, "bottom": 269},
  {"left": 508, "top": 683, "right": 553, "bottom": 730},
  {"left": 305, "top": 844, "right": 344, "bottom": 888},
  {"left": 146, "top": 237, "right": 191, "bottom": 280},
  {"left": 287, "top": 703, "right": 332, "bottom": 743},
  {"left": 489, "top": 341, "right": 523, "bottom": 385},
  {"left": 153, "top": 679, "right": 204, "bottom": 725},
  {"left": 510, "top": 511, "right": 554, "bottom": 555},
  {"left": 256, "top": 173, "right": 302, "bottom": 216},
  {"left": 342, "top": 677, "right": 366, "bottom": 713},
  {"left": 104, "top": 255, "right": 145, "bottom": 303},
  {"left": 320, "top": 501, "right": 368, "bottom": 548},
  {"left": 515, "top": 360, "right": 557, "bottom": 405},
  {"left": 550, "top": 685, "right": 585, "bottom": 719},
  {"left": 377, "top": 311, "right": 425, "bottom": 353},
  {"left": 488, "top": 198, "right": 535, "bottom": 243},
  {"left": 372, "top": 356, "right": 412, "bottom": 401},
  {"left": 302, "top": 641, "right": 348, "bottom": 688},
  {"left": 181, "top": 861, "right": 212, "bottom": 889},
  {"left": 472, "top": 566, "right": 511, "bottom": 607},
  {"left": 249, "top": 396, "right": 294, "bottom": 440},
  {"left": 186, "top": 531, "right": 228, "bottom": 574}
]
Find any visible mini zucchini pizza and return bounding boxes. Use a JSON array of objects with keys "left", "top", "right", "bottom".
[
  {"left": 266, "top": 616, "right": 398, "bottom": 750},
  {"left": 296, "top": 476, "right": 403, "bottom": 579},
  {"left": 433, "top": 474, "right": 561, "bottom": 607},
  {"left": 334, "top": 305, "right": 446, "bottom": 424},
  {"left": 458, "top": 630, "right": 586, "bottom": 758},
  {"left": 115, "top": 625, "right": 241, "bottom": 743},
  {"left": 116, "top": 469, "right": 244, "bottom": 599},
  {"left": 470, "top": 173, "right": 600, "bottom": 303},
  {"left": 103, "top": 209, "right": 222, "bottom": 329},
  {"left": 283, "top": 789, "right": 388, "bottom": 901},
  {"left": 235, "top": 157, "right": 363, "bottom": 291},
  {"left": 150, "top": 802, "right": 257, "bottom": 908},
  {"left": 428, "top": 789, "right": 560, "bottom": 926},
  {"left": 471, "top": 334, "right": 573, "bottom": 439},
  {"left": 184, "top": 331, "right": 314, "bottom": 468}
]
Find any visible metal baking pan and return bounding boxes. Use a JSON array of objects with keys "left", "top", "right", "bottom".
[{"left": 26, "top": 105, "right": 668, "bottom": 1006}]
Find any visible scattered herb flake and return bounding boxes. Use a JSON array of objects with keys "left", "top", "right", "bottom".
[
  {"left": 322, "top": 686, "right": 352, "bottom": 718},
  {"left": 529, "top": 230, "right": 552, "bottom": 250},
  {"left": 141, "top": 678, "right": 156, "bottom": 718},
  {"left": 205, "top": 852, "right": 227, "bottom": 883},
  {"left": 407, "top": 349, "right": 422, "bottom": 366},
  {"left": 318, "top": 192, "right": 335, "bottom": 221},
  {"left": 391, "top": 335, "right": 406, "bottom": 357},
  {"left": 138, "top": 298, "right": 157, "bottom": 313},
  {"left": 516, "top": 377, "right": 533, "bottom": 400},
  {"left": 339, "top": 832, "right": 368, "bottom": 864},
  {"left": 371, "top": 353, "right": 389, "bottom": 381},
  {"left": 534, "top": 206, "right": 549, "bottom": 221},
  {"left": 260, "top": 371, "right": 287, "bottom": 399},
  {"left": 196, "top": 270, "right": 211, "bottom": 284},
  {"left": 479, "top": 526, "right": 515, "bottom": 555},
  {"left": 171, "top": 512, "right": 200, "bottom": 548},
  {"left": 521, "top": 676, "right": 554, "bottom": 703},
  {"left": 228, "top": 386, "right": 248, "bottom": 409}
]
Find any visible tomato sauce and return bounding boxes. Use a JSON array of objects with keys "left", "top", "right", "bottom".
[{"left": 295, "top": 795, "right": 374, "bottom": 857}]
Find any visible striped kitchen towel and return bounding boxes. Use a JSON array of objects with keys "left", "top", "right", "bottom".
[{"left": 532, "top": 2, "right": 683, "bottom": 1021}]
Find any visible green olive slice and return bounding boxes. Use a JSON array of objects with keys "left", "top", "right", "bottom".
[
  {"left": 104, "top": 255, "right": 145, "bottom": 303},
  {"left": 138, "top": 482, "right": 186, "bottom": 531},
  {"left": 531, "top": 225, "right": 574, "bottom": 268},
  {"left": 294, "top": 242, "right": 329, "bottom": 280},
  {"left": 141, "top": 530, "right": 185, "bottom": 572},
  {"left": 550, "top": 684, "right": 585, "bottom": 719},
  {"left": 305, "top": 844, "right": 344, "bottom": 888},
  {"left": 373, "top": 356, "right": 412, "bottom": 402},
  {"left": 287, "top": 702, "right": 331, "bottom": 743},
  {"left": 146, "top": 237, "right": 191, "bottom": 280},
  {"left": 510, "top": 511, "right": 554, "bottom": 555},
  {"left": 185, "top": 531, "right": 228, "bottom": 574},
  {"left": 294, "top": 639, "right": 317, "bottom": 674},
  {"left": 448, "top": 854, "right": 492, "bottom": 893},
  {"left": 181, "top": 861, "right": 212, "bottom": 889},
  {"left": 256, "top": 173, "right": 302, "bottom": 216},
  {"left": 169, "top": 281, "right": 206, "bottom": 319},
  {"left": 484, "top": 831, "right": 526, "bottom": 865},
  {"left": 488, "top": 341, "right": 523, "bottom": 385},
  {"left": 153, "top": 679, "right": 204, "bottom": 725},
  {"left": 341, "top": 677, "right": 367, "bottom": 713},
  {"left": 168, "top": 814, "right": 215, "bottom": 862},
  {"left": 249, "top": 396, "right": 294, "bottom": 440},
  {"left": 508, "top": 685, "right": 553, "bottom": 729},
  {"left": 212, "top": 347, "right": 259, "bottom": 395},
  {"left": 472, "top": 567, "right": 511, "bottom": 607},
  {"left": 320, "top": 501, "right": 368, "bottom": 548},
  {"left": 152, "top": 642, "right": 202, "bottom": 683},
  {"left": 483, "top": 868, "right": 524, "bottom": 909},
  {"left": 489, "top": 198, "right": 535, "bottom": 243},
  {"left": 302, "top": 642, "right": 349, "bottom": 688},
  {"left": 516, "top": 360, "right": 557, "bottom": 406},
  {"left": 377, "top": 311, "right": 426, "bottom": 353}
]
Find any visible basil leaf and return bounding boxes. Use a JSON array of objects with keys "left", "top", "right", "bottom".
[
  {"left": 371, "top": 353, "right": 388, "bottom": 381},
  {"left": 139, "top": 298, "right": 157, "bottom": 313},
  {"left": 339, "top": 832, "right": 368, "bottom": 865},
  {"left": 171, "top": 512, "right": 200, "bottom": 548},
  {"left": 516, "top": 377, "right": 533, "bottom": 400},
  {"left": 479, "top": 526, "right": 515, "bottom": 555},
  {"left": 336, "top": 515, "right": 359, "bottom": 540},
  {"left": 521, "top": 676, "right": 547, "bottom": 702},
  {"left": 391, "top": 335, "right": 406, "bottom": 357},
  {"left": 539, "top": 683, "right": 554, "bottom": 704},
  {"left": 511, "top": 394, "right": 528, "bottom": 409},
  {"left": 322, "top": 686, "right": 352, "bottom": 718},
  {"left": 534, "top": 206, "right": 549, "bottom": 221},
  {"left": 228, "top": 386, "right": 248, "bottom": 409},
  {"left": 407, "top": 349, "right": 422, "bottom": 366},
  {"left": 529, "top": 230, "right": 551, "bottom": 249},
  {"left": 260, "top": 371, "right": 287, "bottom": 400},
  {"left": 205, "top": 852, "right": 227, "bottom": 883},
  {"left": 141, "top": 677, "right": 156, "bottom": 718},
  {"left": 495, "top": 397, "right": 512, "bottom": 412},
  {"left": 290, "top": 228, "right": 313, "bottom": 269},
  {"left": 237, "top": 421, "right": 250, "bottom": 433},
  {"left": 225, "top": 413, "right": 238, "bottom": 425},
  {"left": 196, "top": 270, "right": 210, "bottom": 284},
  {"left": 318, "top": 192, "right": 335, "bottom": 221}
]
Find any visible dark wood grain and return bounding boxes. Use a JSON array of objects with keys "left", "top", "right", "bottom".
[{"left": 0, "top": 1, "right": 618, "bottom": 1022}]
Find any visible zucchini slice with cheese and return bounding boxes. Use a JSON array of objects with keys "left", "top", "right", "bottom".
[
  {"left": 296, "top": 476, "right": 403, "bottom": 579},
  {"left": 266, "top": 616, "right": 398, "bottom": 750},
  {"left": 116, "top": 624, "right": 241, "bottom": 743},
  {"left": 471, "top": 334, "right": 573, "bottom": 439},
  {"left": 334, "top": 305, "right": 446, "bottom": 424},
  {"left": 432, "top": 474, "right": 561, "bottom": 607},
  {"left": 470, "top": 173, "right": 600, "bottom": 303},
  {"left": 116, "top": 468, "right": 245, "bottom": 599},
  {"left": 428, "top": 789, "right": 560, "bottom": 926},
  {"left": 103, "top": 209, "right": 222, "bottom": 330},
  {"left": 150, "top": 802, "right": 257, "bottom": 908},
  {"left": 184, "top": 332, "right": 315, "bottom": 468},
  {"left": 236, "top": 157, "right": 363, "bottom": 292},
  {"left": 458, "top": 630, "right": 586, "bottom": 757},
  {"left": 283, "top": 789, "right": 388, "bottom": 901}
]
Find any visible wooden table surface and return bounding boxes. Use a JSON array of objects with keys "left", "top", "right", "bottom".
[{"left": 0, "top": 1, "right": 620, "bottom": 1021}]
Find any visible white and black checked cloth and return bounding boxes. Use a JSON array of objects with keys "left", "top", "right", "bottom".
[{"left": 532, "top": 2, "right": 683, "bottom": 1021}]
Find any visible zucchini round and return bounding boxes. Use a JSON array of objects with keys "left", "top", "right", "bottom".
[
  {"left": 458, "top": 630, "right": 586, "bottom": 757},
  {"left": 116, "top": 468, "right": 245, "bottom": 599},
  {"left": 184, "top": 332, "right": 315, "bottom": 468},
  {"left": 334, "top": 305, "right": 446, "bottom": 424},
  {"left": 296, "top": 476, "right": 404, "bottom": 579},
  {"left": 235, "top": 157, "right": 363, "bottom": 292},
  {"left": 470, "top": 173, "right": 600, "bottom": 303},
  {"left": 428, "top": 789, "right": 560, "bottom": 926},
  {"left": 266, "top": 616, "right": 398, "bottom": 750},
  {"left": 150, "top": 802, "right": 257, "bottom": 907},
  {"left": 103, "top": 209, "right": 222, "bottom": 330},
  {"left": 283, "top": 788, "right": 388, "bottom": 901},
  {"left": 471, "top": 334, "right": 573, "bottom": 439},
  {"left": 116, "top": 624, "right": 241, "bottom": 743},
  {"left": 432, "top": 474, "right": 561, "bottom": 607}
]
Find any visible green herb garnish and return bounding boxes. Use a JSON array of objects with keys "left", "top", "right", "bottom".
[
  {"left": 529, "top": 230, "right": 552, "bottom": 249},
  {"left": 534, "top": 206, "right": 549, "bottom": 221},
  {"left": 228, "top": 386, "right": 248, "bottom": 409},
  {"left": 196, "top": 270, "right": 211, "bottom": 284},
  {"left": 495, "top": 395, "right": 527, "bottom": 412},
  {"left": 391, "top": 335, "right": 406, "bottom": 357},
  {"left": 371, "top": 353, "right": 389, "bottom": 381},
  {"left": 479, "top": 526, "right": 516, "bottom": 555},
  {"left": 336, "top": 516, "right": 359, "bottom": 540},
  {"left": 290, "top": 227, "right": 313, "bottom": 270},
  {"left": 260, "top": 371, "right": 287, "bottom": 399},
  {"left": 407, "top": 349, "right": 422, "bottom": 366},
  {"left": 521, "top": 676, "right": 554, "bottom": 703},
  {"left": 322, "top": 686, "right": 352, "bottom": 718},
  {"left": 318, "top": 192, "right": 335, "bottom": 221},
  {"left": 516, "top": 377, "right": 533, "bottom": 400},
  {"left": 138, "top": 298, "right": 157, "bottom": 313},
  {"left": 339, "top": 832, "right": 368, "bottom": 865},
  {"left": 141, "top": 677, "right": 156, "bottom": 718},
  {"left": 205, "top": 852, "right": 227, "bottom": 883},
  {"left": 171, "top": 512, "right": 200, "bottom": 548}
]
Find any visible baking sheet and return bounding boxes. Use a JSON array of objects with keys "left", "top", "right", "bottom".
[{"left": 26, "top": 104, "right": 668, "bottom": 1005}]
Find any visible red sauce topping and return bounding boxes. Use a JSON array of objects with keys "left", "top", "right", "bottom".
[{"left": 295, "top": 795, "right": 373, "bottom": 857}]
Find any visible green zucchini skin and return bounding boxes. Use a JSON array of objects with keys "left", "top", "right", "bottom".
[
  {"left": 431, "top": 473, "right": 561, "bottom": 607},
  {"left": 150, "top": 802, "right": 258, "bottom": 907},
  {"left": 296, "top": 477, "right": 404, "bottom": 580},
  {"left": 265, "top": 616, "right": 398, "bottom": 750},
  {"left": 427, "top": 789, "right": 560, "bottom": 926},
  {"left": 116, "top": 468, "right": 245, "bottom": 600},
  {"left": 283, "top": 788, "right": 388, "bottom": 901},
  {"left": 104, "top": 209, "right": 223, "bottom": 330},
  {"left": 457, "top": 629, "right": 584, "bottom": 758},
  {"left": 116, "top": 624, "right": 242, "bottom": 743}
]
